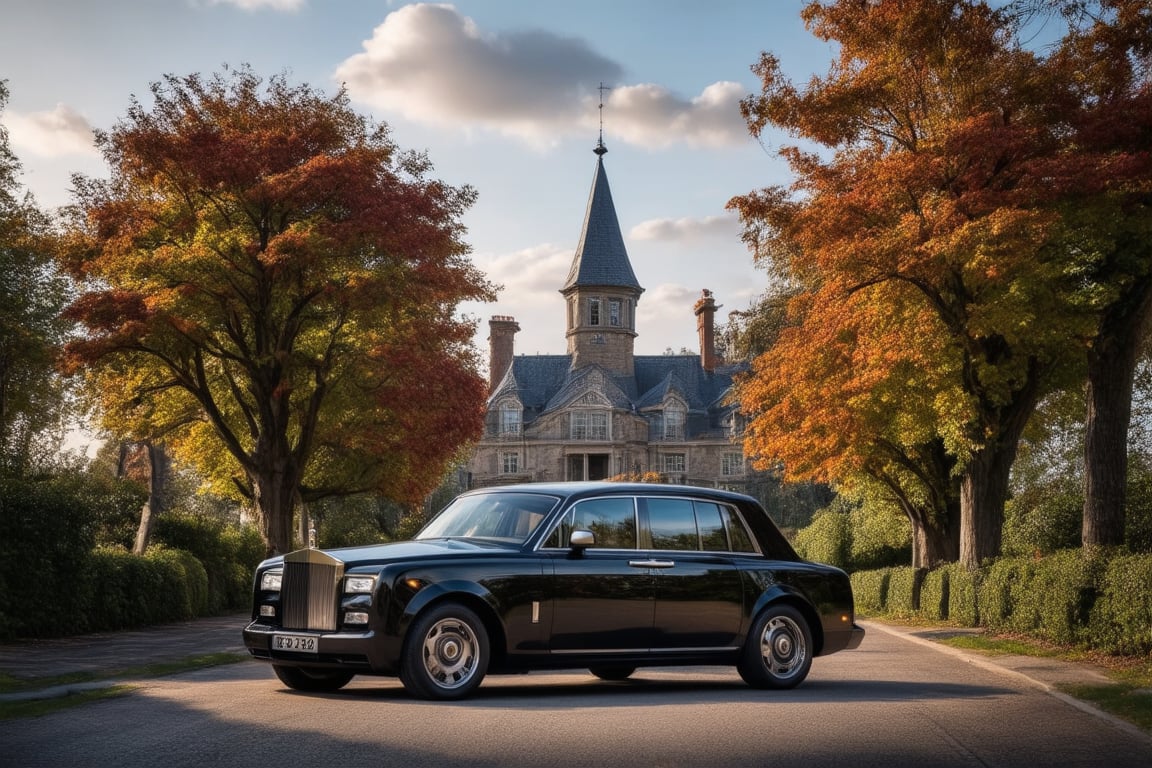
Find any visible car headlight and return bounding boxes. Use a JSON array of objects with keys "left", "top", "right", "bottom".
[
  {"left": 260, "top": 569, "right": 282, "bottom": 591},
  {"left": 344, "top": 575, "right": 376, "bottom": 594}
]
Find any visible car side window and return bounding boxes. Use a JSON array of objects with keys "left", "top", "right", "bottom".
[
  {"left": 721, "top": 505, "right": 758, "bottom": 553},
  {"left": 694, "top": 501, "right": 729, "bottom": 551},
  {"left": 564, "top": 497, "right": 637, "bottom": 549},
  {"left": 646, "top": 498, "right": 698, "bottom": 550}
]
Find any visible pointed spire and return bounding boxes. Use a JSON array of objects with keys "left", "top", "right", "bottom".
[
  {"left": 561, "top": 84, "right": 642, "bottom": 294},
  {"left": 561, "top": 152, "right": 642, "bottom": 293}
]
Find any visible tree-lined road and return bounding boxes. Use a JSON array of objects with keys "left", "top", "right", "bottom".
[{"left": 2, "top": 623, "right": 1147, "bottom": 767}]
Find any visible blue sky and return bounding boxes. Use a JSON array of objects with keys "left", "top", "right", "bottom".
[{"left": 1, "top": 0, "right": 835, "bottom": 362}]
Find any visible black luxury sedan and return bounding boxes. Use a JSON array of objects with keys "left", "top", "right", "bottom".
[{"left": 243, "top": 482, "right": 864, "bottom": 699}]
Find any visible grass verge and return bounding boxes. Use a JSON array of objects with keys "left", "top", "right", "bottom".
[{"left": 0, "top": 652, "right": 249, "bottom": 720}]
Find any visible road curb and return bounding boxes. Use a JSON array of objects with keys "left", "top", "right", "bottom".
[{"left": 863, "top": 620, "right": 1152, "bottom": 745}]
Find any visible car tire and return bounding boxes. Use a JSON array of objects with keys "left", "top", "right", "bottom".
[
  {"left": 400, "top": 603, "right": 490, "bottom": 700},
  {"left": 272, "top": 665, "right": 355, "bottom": 692},
  {"left": 588, "top": 666, "right": 636, "bottom": 681},
  {"left": 737, "top": 604, "right": 813, "bottom": 690}
]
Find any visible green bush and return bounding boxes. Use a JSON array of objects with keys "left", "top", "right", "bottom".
[
  {"left": 885, "top": 566, "right": 922, "bottom": 618},
  {"left": 147, "top": 547, "right": 210, "bottom": 617},
  {"left": 977, "top": 556, "right": 1038, "bottom": 631},
  {"left": 0, "top": 476, "right": 103, "bottom": 639},
  {"left": 794, "top": 507, "right": 852, "bottom": 569},
  {"left": 1087, "top": 553, "right": 1152, "bottom": 655},
  {"left": 850, "top": 568, "right": 890, "bottom": 614},
  {"left": 944, "top": 563, "right": 979, "bottom": 625},
  {"left": 1016, "top": 549, "right": 1104, "bottom": 645},
  {"left": 153, "top": 512, "right": 263, "bottom": 613},
  {"left": 920, "top": 567, "right": 949, "bottom": 620},
  {"left": 80, "top": 546, "right": 194, "bottom": 632}
]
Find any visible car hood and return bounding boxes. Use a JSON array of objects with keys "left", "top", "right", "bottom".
[{"left": 304, "top": 538, "right": 514, "bottom": 568}]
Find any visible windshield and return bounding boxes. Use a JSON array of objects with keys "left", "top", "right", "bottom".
[{"left": 416, "top": 492, "right": 560, "bottom": 544}]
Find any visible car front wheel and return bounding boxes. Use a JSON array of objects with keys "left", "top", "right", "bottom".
[
  {"left": 737, "top": 604, "right": 813, "bottom": 689},
  {"left": 273, "top": 665, "right": 355, "bottom": 692},
  {"left": 400, "top": 603, "right": 490, "bottom": 700}
]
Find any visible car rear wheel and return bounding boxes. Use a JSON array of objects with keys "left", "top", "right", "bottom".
[
  {"left": 273, "top": 665, "right": 355, "bottom": 692},
  {"left": 588, "top": 666, "right": 636, "bottom": 681},
  {"left": 737, "top": 604, "right": 812, "bottom": 689},
  {"left": 400, "top": 603, "right": 490, "bottom": 700}
]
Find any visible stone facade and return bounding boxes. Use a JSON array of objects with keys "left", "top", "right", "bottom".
[{"left": 465, "top": 147, "right": 750, "bottom": 491}]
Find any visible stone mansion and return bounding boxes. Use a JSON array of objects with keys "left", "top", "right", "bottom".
[{"left": 465, "top": 141, "right": 752, "bottom": 491}]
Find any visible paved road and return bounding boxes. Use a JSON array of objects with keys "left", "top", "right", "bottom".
[{"left": 1, "top": 617, "right": 1149, "bottom": 767}]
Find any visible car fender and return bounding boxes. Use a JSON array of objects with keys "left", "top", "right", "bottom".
[
  {"left": 397, "top": 578, "right": 502, "bottom": 633},
  {"left": 747, "top": 583, "right": 824, "bottom": 650}
]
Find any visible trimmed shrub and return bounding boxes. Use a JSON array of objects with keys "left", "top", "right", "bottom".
[
  {"left": 978, "top": 556, "right": 1037, "bottom": 631},
  {"left": 851, "top": 568, "right": 890, "bottom": 614},
  {"left": 794, "top": 508, "right": 852, "bottom": 569},
  {"left": 153, "top": 512, "right": 263, "bottom": 613},
  {"left": 886, "top": 567, "right": 923, "bottom": 618},
  {"left": 80, "top": 546, "right": 193, "bottom": 632},
  {"left": 920, "top": 567, "right": 949, "bottom": 621},
  {"left": 1087, "top": 553, "right": 1152, "bottom": 655},
  {"left": 1017, "top": 549, "right": 1104, "bottom": 645},
  {"left": 147, "top": 547, "right": 210, "bottom": 617},
  {"left": 944, "top": 563, "right": 979, "bottom": 626}
]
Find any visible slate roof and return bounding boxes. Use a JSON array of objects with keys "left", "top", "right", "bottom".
[
  {"left": 489, "top": 354, "right": 745, "bottom": 436},
  {"left": 561, "top": 154, "right": 643, "bottom": 294}
]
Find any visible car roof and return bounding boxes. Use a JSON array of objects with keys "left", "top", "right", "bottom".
[{"left": 461, "top": 481, "right": 758, "bottom": 506}]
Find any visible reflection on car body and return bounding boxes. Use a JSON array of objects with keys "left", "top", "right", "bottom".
[{"left": 243, "top": 481, "right": 864, "bottom": 699}]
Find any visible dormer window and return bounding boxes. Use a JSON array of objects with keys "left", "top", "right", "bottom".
[
  {"left": 499, "top": 402, "right": 521, "bottom": 435},
  {"left": 664, "top": 404, "right": 685, "bottom": 440}
]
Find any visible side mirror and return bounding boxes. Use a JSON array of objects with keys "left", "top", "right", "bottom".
[{"left": 569, "top": 529, "right": 595, "bottom": 550}]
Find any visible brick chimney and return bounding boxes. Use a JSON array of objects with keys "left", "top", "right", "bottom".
[
  {"left": 694, "top": 290, "right": 718, "bottom": 374},
  {"left": 487, "top": 315, "right": 520, "bottom": 393}
]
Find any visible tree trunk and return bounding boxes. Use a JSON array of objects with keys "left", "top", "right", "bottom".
[
  {"left": 252, "top": 458, "right": 301, "bottom": 557},
  {"left": 133, "top": 442, "right": 171, "bottom": 555},
  {"left": 1083, "top": 279, "right": 1152, "bottom": 547}
]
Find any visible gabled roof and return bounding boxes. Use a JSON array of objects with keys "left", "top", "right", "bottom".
[
  {"left": 492, "top": 352, "right": 745, "bottom": 432},
  {"left": 561, "top": 154, "right": 643, "bottom": 295}
]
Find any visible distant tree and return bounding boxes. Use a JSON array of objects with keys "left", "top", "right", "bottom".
[
  {"left": 0, "top": 81, "right": 72, "bottom": 478},
  {"left": 58, "top": 68, "right": 495, "bottom": 556}
]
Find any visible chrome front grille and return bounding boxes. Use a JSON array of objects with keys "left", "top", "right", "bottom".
[{"left": 281, "top": 549, "right": 344, "bottom": 631}]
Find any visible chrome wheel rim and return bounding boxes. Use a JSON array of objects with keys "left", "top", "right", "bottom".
[
  {"left": 421, "top": 617, "right": 479, "bottom": 689},
  {"left": 760, "top": 615, "right": 807, "bottom": 679}
]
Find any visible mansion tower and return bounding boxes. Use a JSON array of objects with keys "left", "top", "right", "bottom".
[{"left": 466, "top": 141, "right": 748, "bottom": 490}]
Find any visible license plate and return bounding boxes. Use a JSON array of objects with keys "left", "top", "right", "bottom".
[{"left": 273, "top": 633, "right": 318, "bottom": 653}]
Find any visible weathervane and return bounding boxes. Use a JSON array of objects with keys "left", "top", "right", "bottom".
[{"left": 595, "top": 82, "right": 611, "bottom": 156}]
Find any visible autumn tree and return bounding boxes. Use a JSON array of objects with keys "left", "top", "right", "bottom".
[
  {"left": 1036, "top": 0, "right": 1152, "bottom": 547},
  {"left": 0, "top": 81, "right": 72, "bottom": 478},
  {"left": 729, "top": 0, "right": 1084, "bottom": 568},
  {"left": 59, "top": 68, "right": 495, "bottom": 556}
]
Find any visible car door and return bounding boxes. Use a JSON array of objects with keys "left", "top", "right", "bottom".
[
  {"left": 543, "top": 496, "right": 656, "bottom": 652},
  {"left": 642, "top": 497, "right": 745, "bottom": 650}
]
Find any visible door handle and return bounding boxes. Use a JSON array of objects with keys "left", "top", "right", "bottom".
[{"left": 628, "top": 560, "right": 675, "bottom": 569}]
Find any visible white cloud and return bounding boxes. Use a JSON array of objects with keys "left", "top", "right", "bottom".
[
  {"left": 4, "top": 104, "right": 98, "bottom": 158},
  {"left": 479, "top": 243, "right": 573, "bottom": 305},
  {"left": 205, "top": 0, "right": 305, "bottom": 11},
  {"left": 606, "top": 82, "right": 749, "bottom": 148},
  {"left": 630, "top": 213, "right": 742, "bottom": 242},
  {"left": 335, "top": 3, "right": 749, "bottom": 148}
]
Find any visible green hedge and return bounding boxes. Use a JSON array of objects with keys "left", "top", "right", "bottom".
[
  {"left": 852, "top": 549, "right": 1152, "bottom": 656},
  {"left": 886, "top": 567, "right": 922, "bottom": 618},
  {"left": 850, "top": 568, "right": 890, "bottom": 614}
]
